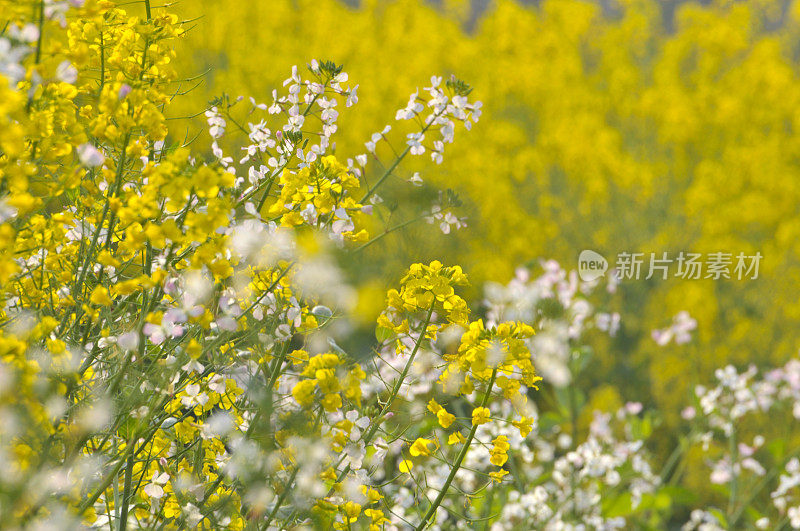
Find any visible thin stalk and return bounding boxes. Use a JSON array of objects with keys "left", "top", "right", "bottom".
[
  {"left": 324, "top": 300, "right": 437, "bottom": 501},
  {"left": 354, "top": 216, "right": 420, "bottom": 253},
  {"left": 727, "top": 427, "right": 738, "bottom": 523},
  {"left": 117, "top": 451, "right": 135, "bottom": 531},
  {"left": 415, "top": 367, "right": 499, "bottom": 530},
  {"left": 359, "top": 108, "right": 444, "bottom": 203},
  {"left": 261, "top": 466, "right": 299, "bottom": 530},
  {"left": 362, "top": 301, "right": 436, "bottom": 445}
]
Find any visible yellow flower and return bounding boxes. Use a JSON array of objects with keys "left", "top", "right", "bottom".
[
  {"left": 471, "top": 407, "right": 491, "bottom": 426},
  {"left": 320, "top": 393, "right": 342, "bottom": 412},
  {"left": 489, "top": 435, "right": 510, "bottom": 466},
  {"left": 488, "top": 470, "right": 509, "bottom": 483},
  {"left": 447, "top": 432, "right": 467, "bottom": 445},
  {"left": 341, "top": 501, "right": 361, "bottom": 523},
  {"left": 89, "top": 286, "right": 112, "bottom": 306},
  {"left": 291, "top": 379, "right": 317, "bottom": 407},
  {"left": 426, "top": 398, "right": 442, "bottom": 414},
  {"left": 409, "top": 437, "right": 436, "bottom": 457},
  {"left": 512, "top": 416, "right": 534, "bottom": 438},
  {"left": 398, "top": 459, "right": 413, "bottom": 473},
  {"left": 436, "top": 409, "right": 456, "bottom": 429}
]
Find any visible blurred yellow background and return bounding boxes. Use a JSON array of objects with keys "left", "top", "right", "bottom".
[{"left": 168, "top": 0, "right": 800, "bottom": 426}]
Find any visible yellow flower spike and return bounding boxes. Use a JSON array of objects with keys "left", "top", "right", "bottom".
[
  {"left": 320, "top": 393, "right": 342, "bottom": 412},
  {"left": 291, "top": 379, "right": 317, "bottom": 408}
]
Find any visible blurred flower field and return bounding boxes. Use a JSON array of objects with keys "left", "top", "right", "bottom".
[{"left": 2, "top": 0, "right": 800, "bottom": 529}]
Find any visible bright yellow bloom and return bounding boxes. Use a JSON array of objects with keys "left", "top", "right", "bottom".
[
  {"left": 488, "top": 470, "right": 509, "bottom": 483},
  {"left": 437, "top": 409, "right": 456, "bottom": 429},
  {"left": 89, "top": 286, "right": 112, "bottom": 306},
  {"left": 448, "top": 432, "right": 467, "bottom": 445},
  {"left": 512, "top": 416, "right": 534, "bottom": 438},
  {"left": 291, "top": 379, "right": 317, "bottom": 407},
  {"left": 471, "top": 407, "right": 491, "bottom": 426},
  {"left": 409, "top": 437, "right": 436, "bottom": 457},
  {"left": 489, "top": 435, "right": 510, "bottom": 467}
]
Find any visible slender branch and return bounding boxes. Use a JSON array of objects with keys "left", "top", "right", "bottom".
[
  {"left": 359, "top": 108, "right": 445, "bottom": 202},
  {"left": 117, "top": 451, "right": 135, "bottom": 531},
  {"left": 415, "top": 367, "right": 499, "bottom": 530}
]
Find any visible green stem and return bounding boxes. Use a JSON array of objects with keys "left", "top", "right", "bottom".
[
  {"left": 325, "top": 300, "right": 437, "bottom": 500},
  {"left": 415, "top": 367, "right": 499, "bottom": 530},
  {"left": 727, "top": 427, "right": 738, "bottom": 522},
  {"left": 354, "top": 216, "right": 420, "bottom": 253},
  {"left": 362, "top": 301, "right": 436, "bottom": 445},
  {"left": 117, "top": 450, "right": 135, "bottom": 531},
  {"left": 261, "top": 466, "right": 299, "bottom": 530},
  {"left": 33, "top": 0, "right": 44, "bottom": 64},
  {"left": 359, "top": 108, "right": 444, "bottom": 203}
]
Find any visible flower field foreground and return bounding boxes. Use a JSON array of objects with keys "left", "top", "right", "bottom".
[{"left": 3, "top": 1, "right": 800, "bottom": 530}]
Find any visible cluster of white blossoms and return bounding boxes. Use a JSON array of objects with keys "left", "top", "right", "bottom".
[
  {"left": 0, "top": 22, "right": 37, "bottom": 86},
  {"left": 395, "top": 76, "right": 481, "bottom": 164},
  {"left": 676, "top": 359, "right": 800, "bottom": 529},
  {"left": 486, "top": 402, "right": 659, "bottom": 530},
  {"left": 205, "top": 61, "right": 360, "bottom": 196},
  {"left": 651, "top": 310, "right": 697, "bottom": 346},
  {"left": 483, "top": 260, "right": 620, "bottom": 387}
]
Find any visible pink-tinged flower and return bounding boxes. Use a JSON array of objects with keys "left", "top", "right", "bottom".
[
  {"left": 77, "top": 143, "right": 105, "bottom": 167},
  {"left": 118, "top": 84, "right": 132, "bottom": 100}
]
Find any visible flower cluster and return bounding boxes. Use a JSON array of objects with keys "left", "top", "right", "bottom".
[
  {"left": 268, "top": 155, "right": 369, "bottom": 241},
  {"left": 0, "top": 1, "right": 488, "bottom": 528}
]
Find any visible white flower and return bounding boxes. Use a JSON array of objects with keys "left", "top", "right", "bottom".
[
  {"left": 283, "top": 65, "right": 301, "bottom": 87},
  {"left": 346, "top": 84, "right": 359, "bottom": 107},
  {"left": 144, "top": 472, "right": 170, "bottom": 499},
  {"left": 406, "top": 133, "right": 425, "bottom": 155},
  {"left": 9, "top": 23, "right": 40, "bottom": 43},
  {"left": 183, "top": 504, "right": 203, "bottom": 527},
  {"left": 205, "top": 107, "right": 227, "bottom": 138},
  {"left": 116, "top": 332, "right": 139, "bottom": 352},
  {"left": 318, "top": 97, "right": 338, "bottom": 123},
  {"left": 286, "top": 110, "right": 305, "bottom": 131},
  {"left": 181, "top": 383, "right": 209, "bottom": 408},
  {"left": 77, "top": 143, "right": 105, "bottom": 167},
  {"left": 56, "top": 60, "right": 78, "bottom": 84},
  {"left": 396, "top": 91, "right": 423, "bottom": 120},
  {"left": 790, "top": 506, "right": 800, "bottom": 529}
]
